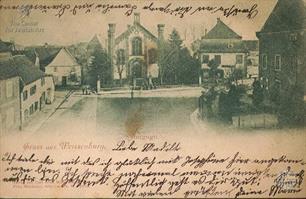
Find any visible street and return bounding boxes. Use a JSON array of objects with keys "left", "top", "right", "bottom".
[{"left": 37, "top": 89, "right": 200, "bottom": 136}]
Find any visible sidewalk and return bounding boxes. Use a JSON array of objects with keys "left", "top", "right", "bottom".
[
  {"left": 74, "top": 86, "right": 203, "bottom": 98},
  {"left": 21, "top": 90, "right": 73, "bottom": 133}
]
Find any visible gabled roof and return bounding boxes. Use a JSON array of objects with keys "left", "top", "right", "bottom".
[
  {"left": 202, "top": 18, "right": 242, "bottom": 39},
  {"left": 243, "top": 40, "right": 259, "bottom": 51},
  {"left": 0, "top": 59, "right": 19, "bottom": 80},
  {"left": 46, "top": 48, "right": 80, "bottom": 67},
  {"left": 88, "top": 34, "right": 104, "bottom": 49},
  {"left": 0, "top": 40, "right": 14, "bottom": 53},
  {"left": 198, "top": 40, "right": 258, "bottom": 53},
  {"left": 0, "top": 55, "right": 44, "bottom": 84},
  {"left": 259, "top": 0, "right": 306, "bottom": 33},
  {"left": 115, "top": 23, "right": 157, "bottom": 45},
  {"left": 24, "top": 46, "right": 61, "bottom": 68},
  {"left": 199, "top": 41, "right": 246, "bottom": 53}
]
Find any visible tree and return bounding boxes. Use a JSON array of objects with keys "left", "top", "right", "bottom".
[
  {"left": 207, "top": 59, "right": 219, "bottom": 79},
  {"left": 169, "top": 29, "right": 183, "bottom": 49},
  {"left": 252, "top": 78, "right": 264, "bottom": 107},
  {"left": 229, "top": 68, "right": 243, "bottom": 84},
  {"left": 159, "top": 29, "right": 199, "bottom": 85},
  {"left": 87, "top": 47, "right": 112, "bottom": 88},
  {"left": 115, "top": 49, "right": 125, "bottom": 86},
  {"left": 177, "top": 47, "right": 200, "bottom": 84}
]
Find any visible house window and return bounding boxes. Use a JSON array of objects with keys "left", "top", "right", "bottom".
[
  {"left": 116, "top": 49, "right": 125, "bottom": 65},
  {"left": 54, "top": 67, "right": 57, "bottom": 72},
  {"left": 275, "top": 55, "right": 281, "bottom": 71},
  {"left": 132, "top": 37, "right": 142, "bottom": 56},
  {"left": 202, "top": 55, "right": 209, "bottom": 64},
  {"left": 23, "top": 90, "right": 28, "bottom": 101},
  {"left": 214, "top": 55, "right": 221, "bottom": 65},
  {"left": 148, "top": 48, "right": 157, "bottom": 64},
  {"left": 289, "top": 33, "right": 298, "bottom": 41},
  {"left": 24, "top": 109, "right": 29, "bottom": 121},
  {"left": 262, "top": 54, "right": 268, "bottom": 69},
  {"left": 236, "top": 55, "right": 243, "bottom": 64},
  {"left": 34, "top": 101, "right": 38, "bottom": 111},
  {"left": 41, "top": 77, "right": 45, "bottom": 86},
  {"left": 30, "top": 85, "right": 37, "bottom": 96},
  {"left": 30, "top": 104, "right": 34, "bottom": 115},
  {"left": 228, "top": 43, "right": 234, "bottom": 48},
  {"left": 6, "top": 80, "right": 13, "bottom": 98}
]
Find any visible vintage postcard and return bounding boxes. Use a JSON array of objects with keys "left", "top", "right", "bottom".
[{"left": 0, "top": 0, "right": 305, "bottom": 198}]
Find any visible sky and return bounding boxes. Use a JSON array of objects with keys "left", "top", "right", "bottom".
[{"left": 0, "top": 0, "right": 278, "bottom": 47}]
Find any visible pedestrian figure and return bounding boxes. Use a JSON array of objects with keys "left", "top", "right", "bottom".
[
  {"left": 199, "top": 90, "right": 206, "bottom": 119},
  {"left": 148, "top": 74, "right": 153, "bottom": 90},
  {"left": 252, "top": 78, "right": 263, "bottom": 107},
  {"left": 82, "top": 86, "right": 85, "bottom": 95},
  {"left": 131, "top": 86, "right": 134, "bottom": 99},
  {"left": 205, "top": 86, "right": 216, "bottom": 118},
  {"left": 85, "top": 86, "right": 88, "bottom": 95}
]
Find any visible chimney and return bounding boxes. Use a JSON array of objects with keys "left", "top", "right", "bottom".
[
  {"left": 205, "top": 29, "right": 207, "bottom": 36},
  {"left": 108, "top": 24, "right": 116, "bottom": 80},
  {"left": 157, "top": 24, "right": 165, "bottom": 40},
  {"left": 217, "top": 18, "right": 221, "bottom": 23},
  {"left": 134, "top": 13, "right": 140, "bottom": 24}
]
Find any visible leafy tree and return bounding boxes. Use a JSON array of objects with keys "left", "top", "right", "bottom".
[
  {"left": 87, "top": 47, "right": 112, "bottom": 88},
  {"left": 252, "top": 78, "right": 264, "bottom": 107},
  {"left": 207, "top": 59, "right": 219, "bottom": 78},
  {"left": 169, "top": 29, "right": 183, "bottom": 49},
  {"left": 229, "top": 68, "right": 243, "bottom": 84},
  {"left": 177, "top": 47, "right": 200, "bottom": 84},
  {"left": 159, "top": 29, "right": 199, "bottom": 85}
]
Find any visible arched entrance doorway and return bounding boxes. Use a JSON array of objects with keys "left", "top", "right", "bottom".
[{"left": 128, "top": 58, "right": 145, "bottom": 78}]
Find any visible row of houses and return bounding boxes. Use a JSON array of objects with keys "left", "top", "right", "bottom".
[
  {"left": 0, "top": 35, "right": 106, "bottom": 133},
  {"left": 0, "top": 42, "right": 55, "bottom": 134}
]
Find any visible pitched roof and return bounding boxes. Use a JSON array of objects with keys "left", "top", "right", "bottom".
[
  {"left": 87, "top": 34, "right": 104, "bottom": 49},
  {"left": 202, "top": 18, "right": 242, "bottom": 39},
  {"left": 46, "top": 48, "right": 79, "bottom": 67},
  {"left": 115, "top": 23, "right": 157, "bottom": 44},
  {"left": 0, "top": 40, "right": 14, "bottom": 53},
  {"left": 0, "top": 59, "right": 19, "bottom": 80},
  {"left": 199, "top": 41, "right": 246, "bottom": 53},
  {"left": 243, "top": 40, "right": 259, "bottom": 51},
  {"left": 0, "top": 55, "right": 44, "bottom": 84},
  {"left": 24, "top": 46, "right": 61, "bottom": 67},
  {"left": 260, "top": 0, "right": 306, "bottom": 33}
]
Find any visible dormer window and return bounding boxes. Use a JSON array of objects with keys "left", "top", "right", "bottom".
[{"left": 289, "top": 33, "right": 298, "bottom": 41}]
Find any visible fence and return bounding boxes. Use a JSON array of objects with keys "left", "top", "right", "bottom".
[{"left": 232, "top": 113, "right": 278, "bottom": 128}]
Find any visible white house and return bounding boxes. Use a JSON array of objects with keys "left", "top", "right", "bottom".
[
  {"left": 194, "top": 18, "right": 258, "bottom": 80},
  {"left": 45, "top": 47, "right": 81, "bottom": 86},
  {"left": 9, "top": 55, "right": 54, "bottom": 125}
]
